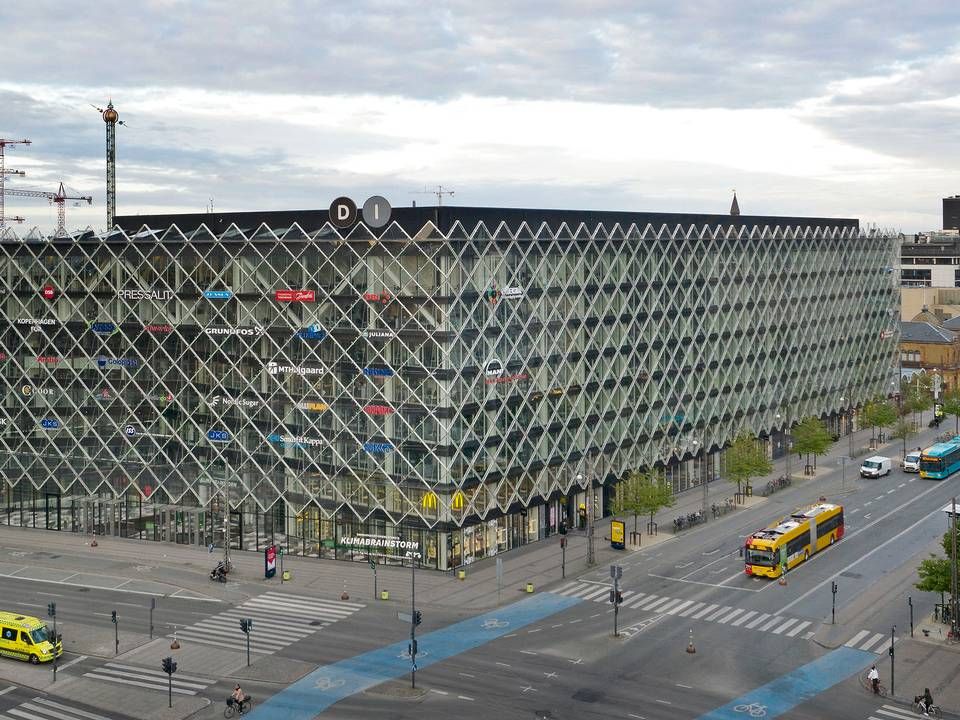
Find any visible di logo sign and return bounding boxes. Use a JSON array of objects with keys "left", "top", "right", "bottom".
[{"left": 329, "top": 195, "right": 391, "bottom": 229}]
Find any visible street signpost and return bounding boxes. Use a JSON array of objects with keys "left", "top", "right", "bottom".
[
  {"left": 611, "top": 564, "right": 623, "bottom": 637},
  {"left": 264, "top": 545, "right": 277, "bottom": 579},
  {"left": 496, "top": 557, "right": 503, "bottom": 603}
]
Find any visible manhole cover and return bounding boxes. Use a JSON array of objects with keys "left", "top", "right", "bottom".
[
  {"left": 840, "top": 571, "right": 862, "bottom": 579},
  {"left": 572, "top": 688, "right": 603, "bottom": 703}
]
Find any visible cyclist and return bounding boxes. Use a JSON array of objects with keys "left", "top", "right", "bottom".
[
  {"left": 868, "top": 665, "right": 879, "bottom": 694},
  {"left": 915, "top": 687, "right": 934, "bottom": 716}
]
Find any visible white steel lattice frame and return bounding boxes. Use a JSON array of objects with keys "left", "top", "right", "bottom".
[{"left": 0, "top": 220, "right": 899, "bottom": 551}]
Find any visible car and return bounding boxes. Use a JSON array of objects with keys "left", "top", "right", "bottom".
[
  {"left": 860, "top": 456, "right": 892, "bottom": 478},
  {"left": 901, "top": 452, "right": 921, "bottom": 473}
]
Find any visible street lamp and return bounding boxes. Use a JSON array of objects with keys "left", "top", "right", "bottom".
[
  {"left": 692, "top": 435, "right": 708, "bottom": 516},
  {"left": 576, "top": 467, "right": 595, "bottom": 566},
  {"left": 840, "top": 395, "right": 854, "bottom": 459},
  {"left": 776, "top": 411, "right": 791, "bottom": 481}
]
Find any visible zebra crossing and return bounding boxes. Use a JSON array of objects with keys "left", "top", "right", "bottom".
[
  {"left": 866, "top": 704, "right": 922, "bottom": 720},
  {"left": 82, "top": 661, "right": 216, "bottom": 695},
  {"left": 552, "top": 581, "right": 886, "bottom": 650},
  {"left": 0, "top": 696, "right": 129, "bottom": 720},
  {"left": 171, "top": 591, "right": 364, "bottom": 656}
]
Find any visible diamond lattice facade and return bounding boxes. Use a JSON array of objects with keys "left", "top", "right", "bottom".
[{"left": 0, "top": 207, "right": 899, "bottom": 569}]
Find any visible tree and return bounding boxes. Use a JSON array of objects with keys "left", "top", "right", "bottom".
[
  {"left": 902, "top": 374, "right": 934, "bottom": 422},
  {"left": 791, "top": 416, "right": 834, "bottom": 473},
  {"left": 890, "top": 418, "right": 916, "bottom": 460},
  {"left": 724, "top": 432, "right": 773, "bottom": 498},
  {"left": 915, "top": 524, "right": 960, "bottom": 610},
  {"left": 861, "top": 398, "right": 897, "bottom": 445},
  {"left": 612, "top": 468, "right": 674, "bottom": 536},
  {"left": 941, "top": 387, "right": 960, "bottom": 435}
]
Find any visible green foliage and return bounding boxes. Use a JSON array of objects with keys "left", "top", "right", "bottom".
[
  {"left": 901, "top": 374, "right": 934, "bottom": 415},
  {"left": 613, "top": 468, "right": 675, "bottom": 534},
  {"left": 861, "top": 399, "right": 897, "bottom": 437},
  {"left": 914, "top": 524, "right": 960, "bottom": 596},
  {"left": 791, "top": 416, "right": 834, "bottom": 460},
  {"left": 890, "top": 418, "right": 915, "bottom": 442},
  {"left": 941, "top": 388, "right": 960, "bottom": 433},
  {"left": 724, "top": 433, "right": 773, "bottom": 494}
]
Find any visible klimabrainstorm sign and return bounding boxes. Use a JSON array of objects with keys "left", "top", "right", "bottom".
[{"left": 340, "top": 534, "right": 422, "bottom": 560}]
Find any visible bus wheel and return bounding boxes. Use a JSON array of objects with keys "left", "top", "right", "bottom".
[{"left": 28, "top": 654, "right": 39, "bottom": 665}]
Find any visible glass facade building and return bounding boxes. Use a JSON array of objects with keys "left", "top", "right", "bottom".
[{"left": 0, "top": 206, "right": 898, "bottom": 569}]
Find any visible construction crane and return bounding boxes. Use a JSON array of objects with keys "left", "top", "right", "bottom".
[
  {"left": 3, "top": 182, "right": 93, "bottom": 237},
  {"left": 0, "top": 138, "right": 31, "bottom": 228}
]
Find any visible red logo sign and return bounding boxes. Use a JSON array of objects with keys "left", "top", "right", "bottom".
[
  {"left": 363, "top": 404, "right": 394, "bottom": 416},
  {"left": 0, "top": 352, "right": 7, "bottom": 361},
  {"left": 144, "top": 324, "right": 173, "bottom": 333},
  {"left": 37, "top": 355, "right": 60, "bottom": 364},
  {"left": 363, "top": 291, "right": 392, "bottom": 304},
  {"left": 41, "top": 285, "right": 56, "bottom": 300},
  {"left": 275, "top": 290, "right": 315, "bottom": 302}
]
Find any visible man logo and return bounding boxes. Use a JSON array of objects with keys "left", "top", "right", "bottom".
[{"left": 484, "top": 359, "right": 504, "bottom": 377}]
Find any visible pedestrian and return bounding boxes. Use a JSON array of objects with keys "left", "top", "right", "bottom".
[{"left": 868, "top": 665, "right": 879, "bottom": 694}]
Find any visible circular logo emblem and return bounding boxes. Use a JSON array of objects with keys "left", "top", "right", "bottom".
[
  {"left": 21, "top": 385, "right": 32, "bottom": 396},
  {"left": 361, "top": 195, "right": 392, "bottom": 229},
  {"left": 329, "top": 196, "right": 357, "bottom": 229},
  {"left": 124, "top": 425, "right": 136, "bottom": 437}
]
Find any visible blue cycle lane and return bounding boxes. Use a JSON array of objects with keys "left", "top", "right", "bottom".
[
  {"left": 696, "top": 646, "right": 877, "bottom": 720},
  {"left": 248, "top": 591, "right": 581, "bottom": 719}
]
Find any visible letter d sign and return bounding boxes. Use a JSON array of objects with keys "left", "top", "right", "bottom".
[{"left": 329, "top": 197, "right": 357, "bottom": 229}]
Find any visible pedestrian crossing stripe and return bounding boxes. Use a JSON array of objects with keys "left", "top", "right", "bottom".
[
  {"left": 868, "top": 705, "right": 917, "bottom": 720},
  {"left": 82, "top": 661, "right": 216, "bottom": 696},
  {"left": 169, "top": 592, "right": 364, "bottom": 656},
  {"left": 552, "top": 582, "right": 885, "bottom": 651},
  {"left": 0, "top": 697, "right": 122, "bottom": 720}
]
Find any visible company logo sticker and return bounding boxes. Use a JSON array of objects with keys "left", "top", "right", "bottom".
[
  {"left": 363, "top": 367, "right": 394, "bottom": 378},
  {"left": 296, "top": 401, "right": 329, "bottom": 412},
  {"left": 40, "top": 418, "right": 60, "bottom": 429},
  {"left": 266, "top": 432, "right": 322, "bottom": 448},
  {"left": 295, "top": 325, "right": 327, "bottom": 341},
  {"left": 209, "top": 394, "right": 258, "bottom": 409},
  {"left": 203, "top": 290, "right": 233, "bottom": 300},
  {"left": 144, "top": 324, "right": 173, "bottom": 333},
  {"left": 97, "top": 357, "right": 139, "bottom": 368},
  {"left": 266, "top": 361, "right": 323, "bottom": 376},
  {"left": 363, "top": 329, "right": 394, "bottom": 339},
  {"left": 207, "top": 429, "right": 231, "bottom": 443},
  {"left": 90, "top": 322, "right": 118, "bottom": 335},
  {"left": 275, "top": 289, "right": 316, "bottom": 302},
  {"left": 41, "top": 285, "right": 56, "bottom": 300},
  {"left": 119, "top": 289, "right": 175, "bottom": 301},
  {"left": 363, "top": 441, "right": 394, "bottom": 453},
  {"left": 36, "top": 356, "right": 60, "bottom": 364},
  {"left": 204, "top": 326, "right": 264, "bottom": 337},
  {"left": 363, "top": 404, "right": 394, "bottom": 416}
]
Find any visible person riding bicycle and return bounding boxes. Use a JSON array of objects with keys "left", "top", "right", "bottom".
[
  {"left": 232, "top": 683, "right": 246, "bottom": 706},
  {"left": 868, "top": 665, "right": 879, "bottom": 694},
  {"left": 915, "top": 687, "right": 934, "bottom": 716}
]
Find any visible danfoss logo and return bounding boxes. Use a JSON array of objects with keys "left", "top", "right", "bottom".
[
  {"left": 144, "top": 324, "right": 173, "bottom": 333},
  {"left": 205, "top": 326, "right": 264, "bottom": 337},
  {"left": 363, "top": 404, "right": 394, "bottom": 416},
  {"left": 266, "top": 362, "right": 323, "bottom": 376},
  {"left": 36, "top": 356, "right": 59, "bottom": 364}
]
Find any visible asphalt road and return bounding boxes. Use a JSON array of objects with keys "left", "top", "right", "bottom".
[{"left": 0, "top": 457, "right": 957, "bottom": 720}]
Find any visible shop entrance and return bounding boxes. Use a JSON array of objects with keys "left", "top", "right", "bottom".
[{"left": 44, "top": 492, "right": 61, "bottom": 531}]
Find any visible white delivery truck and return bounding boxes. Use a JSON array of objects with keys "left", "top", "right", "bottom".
[
  {"left": 860, "top": 456, "right": 891, "bottom": 478},
  {"left": 901, "top": 451, "right": 921, "bottom": 473}
]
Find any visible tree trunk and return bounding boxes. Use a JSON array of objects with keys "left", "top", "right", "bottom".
[{"left": 633, "top": 513, "right": 638, "bottom": 534}]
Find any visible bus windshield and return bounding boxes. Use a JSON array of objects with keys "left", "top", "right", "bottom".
[
  {"left": 921, "top": 457, "right": 943, "bottom": 472},
  {"left": 746, "top": 548, "right": 775, "bottom": 566}
]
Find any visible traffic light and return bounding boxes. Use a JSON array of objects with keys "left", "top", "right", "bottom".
[
  {"left": 413, "top": 610, "right": 422, "bottom": 626},
  {"left": 609, "top": 590, "right": 616, "bottom": 604},
  {"left": 111, "top": 610, "right": 117, "bottom": 624},
  {"left": 609, "top": 590, "right": 624, "bottom": 605},
  {"left": 161, "top": 656, "right": 177, "bottom": 674},
  {"left": 616, "top": 590, "right": 623, "bottom": 605},
  {"left": 369, "top": 559, "right": 376, "bottom": 570},
  {"left": 47, "top": 602, "right": 56, "bottom": 617},
  {"left": 408, "top": 639, "right": 418, "bottom": 656},
  {"left": 240, "top": 618, "right": 253, "bottom": 634}
]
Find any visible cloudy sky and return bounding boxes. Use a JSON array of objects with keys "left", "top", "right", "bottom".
[{"left": 1, "top": 1, "right": 958, "bottom": 233}]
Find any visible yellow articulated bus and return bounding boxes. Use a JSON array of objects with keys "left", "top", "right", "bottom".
[
  {"left": 744, "top": 502, "right": 844, "bottom": 579},
  {"left": 0, "top": 611, "right": 63, "bottom": 664}
]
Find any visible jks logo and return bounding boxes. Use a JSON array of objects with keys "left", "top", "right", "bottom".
[{"left": 90, "top": 322, "right": 118, "bottom": 335}]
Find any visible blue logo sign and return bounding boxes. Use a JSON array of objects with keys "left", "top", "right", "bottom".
[
  {"left": 295, "top": 325, "right": 327, "bottom": 341},
  {"left": 207, "top": 429, "right": 231, "bottom": 443},
  {"left": 124, "top": 425, "right": 136, "bottom": 437},
  {"left": 40, "top": 419, "right": 60, "bottom": 429},
  {"left": 363, "top": 367, "right": 394, "bottom": 378},
  {"left": 98, "top": 357, "right": 139, "bottom": 368},
  {"left": 363, "top": 441, "right": 393, "bottom": 453},
  {"left": 203, "top": 290, "right": 233, "bottom": 300},
  {"left": 90, "top": 322, "right": 117, "bottom": 335}
]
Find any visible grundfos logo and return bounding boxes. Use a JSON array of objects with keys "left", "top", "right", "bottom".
[
  {"left": 204, "top": 326, "right": 264, "bottom": 337},
  {"left": 97, "top": 356, "right": 139, "bottom": 368},
  {"left": 266, "top": 362, "right": 323, "bottom": 376}
]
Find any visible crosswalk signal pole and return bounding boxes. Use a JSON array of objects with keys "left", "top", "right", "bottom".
[
  {"left": 889, "top": 625, "right": 895, "bottom": 697},
  {"left": 161, "top": 656, "right": 177, "bottom": 709},
  {"left": 240, "top": 619, "right": 253, "bottom": 666},
  {"left": 111, "top": 610, "right": 118, "bottom": 655},
  {"left": 831, "top": 581, "right": 837, "bottom": 625},
  {"left": 47, "top": 602, "right": 57, "bottom": 682},
  {"left": 149, "top": 597, "right": 156, "bottom": 640}
]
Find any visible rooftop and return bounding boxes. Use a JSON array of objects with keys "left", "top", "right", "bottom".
[{"left": 901, "top": 320, "right": 956, "bottom": 344}]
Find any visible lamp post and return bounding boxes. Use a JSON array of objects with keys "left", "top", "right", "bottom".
[
  {"left": 576, "top": 465, "right": 596, "bottom": 566},
  {"left": 693, "top": 434, "right": 708, "bottom": 517},
  {"left": 840, "top": 395, "right": 854, "bottom": 459},
  {"left": 776, "top": 411, "right": 791, "bottom": 481}
]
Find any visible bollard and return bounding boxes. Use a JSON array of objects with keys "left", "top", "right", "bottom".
[
  {"left": 525, "top": 582, "right": 534, "bottom": 593},
  {"left": 282, "top": 570, "right": 291, "bottom": 582},
  {"left": 686, "top": 628, "right": 696, "bottom": 653},
  {"left": 341, "top": 580, "right": 349, "bottom": 601},
  {"left": 458, "top": 569, "right": 466, "bottom": 581},
  {"left": 380, "top": 590, "right": 389, "bottom": 600},
  {"left": 170, "top": 628, "right": 180, "bottom": 650}
]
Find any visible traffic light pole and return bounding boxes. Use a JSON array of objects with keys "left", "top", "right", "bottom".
[
  {"left": 410, "top": 549, "right": 417, "bottom": 689},
  {"left": 371, "top": 558, "right": 378, "bottom": 600},
  {"left": 112, "top": 610, "right": 118, "bottom": 655},
  {"left": 47, "top": 602, "right": 57, "bottom": 682},
  {"left": 614, "top": 575, "right": 620, "bottom": 638}
]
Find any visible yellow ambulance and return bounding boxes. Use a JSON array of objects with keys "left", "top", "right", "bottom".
[{"left": 0, "top": 611, "right": 62, "bottom": 664}]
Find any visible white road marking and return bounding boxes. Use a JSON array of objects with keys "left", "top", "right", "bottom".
[
  {"left": 691, "top": 603, "right": 718, "bottom": 620},
  {"left": 528, "top": 628, "right": 542, "bottom": 633},
  {"left": 717, "top": 608, "right": 745, "bottom": 624},
  {"left": 886, "top": 489, "right": 896, "bottom": 495},
  {"left": 520, "top": 650, "right": 538, "bottom": 655},
  {"left": 624, "top": 593, "right": 649, "bottom": 608},
  {"left": 865, "top": 501, "right": 873, "bottom": 506},
  {"left": 431, "top": 689, "right": 449, "bottom": 695},
  {"left": 757, "top": 615, "right": 783, "bottom": 632},
  {"left": 628, "top": 714, "right": 646, "bottom": 719},
  {"left": 655, "top": 699, "right": 672, "bottom": 705},
  {"left": 496, "top": 662, "right": 511, "bottom": 667},
  {"left": 569, "top": 619, "right": 582, "bottom": 624},
  {"left": 745, "top": 612, "right": 770, "bottom": 629},
  {"left": 56, "top": 654, "right": 88, "bottom": 671},
  {"left": 579, "top": 587, "right": 610, "bottom": 601},
  {"left": 555, "top": 582, "right": 582, "bottom": 595},
  {"left": 458, "top": 672, "right": 475, "bottom": 678},
  {"left": 704, "top": 606, "right": 732, "bottom": 622},
  {"left": 859, "top": 633, "right": 886, "bottom": 651},
  {"left": 667, "top": 600, "right": 695, "bottom": 615},
  {"left": 771, "top": 618, "right": 799, "bottom": 635},
  {"left": 458, "top": 695, "right": 474, "bottom": 701},
  {"left": 676, "top": 683, "right": 692, "bottom": 689},
  {"left": 898, "top": 483, "right": 906, "bottom": 488},
  {"left": 844, "top": 630, "right": 871, "bottom": 647},
  {"left": 731, "top": 610, "right": 757, "bottom": 627},
  {"left": 786, "top": 620, "right": 812, "bottom": 637},
  {"left": 656, "top": 598, "right": 684, "bottom": 614},
  {"left": 0, "top": 686, "right": 15, "bottom": 697},
  {"left": 849, "top": 508, "right": 861, "bottom": 515},
  {"left": 678, "top": 601, "right": 705, "bottom": 617}
]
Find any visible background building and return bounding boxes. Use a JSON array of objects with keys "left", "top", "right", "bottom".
[{"left": 0, "top": 206, "right": 899, "bottom": 569}]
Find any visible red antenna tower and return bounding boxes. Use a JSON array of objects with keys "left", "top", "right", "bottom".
[{"left": 0, "top": 138, "right": 31, "bottom": 228}]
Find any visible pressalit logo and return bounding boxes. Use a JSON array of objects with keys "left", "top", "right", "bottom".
[
  {"left": 204, "top": 326, "right": 264, "bottom": 337},
  {"left": 118, "top": 289, "right": 174, "bottom": 301},
  {"left": 266, "top": 361, "right": 323, "bottom": 376}
]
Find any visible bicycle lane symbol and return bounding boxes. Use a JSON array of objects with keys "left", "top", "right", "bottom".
[{"left": 733, "top": 703, "right": 766, "bottom": 717}]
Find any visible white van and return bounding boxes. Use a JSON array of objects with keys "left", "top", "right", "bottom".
[
  {"left": 860, "top": 456, "right": 891, "bottom": 478},
  {"left": 901, "top": 452, "right": 921, "bottom": 473}
]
